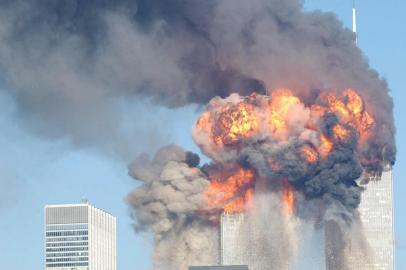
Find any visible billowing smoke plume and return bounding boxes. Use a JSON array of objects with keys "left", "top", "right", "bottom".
[
  {"left": 0, "top": 0, "right": 396, "bottom": 270},
  {"left": 127, "top": 145, "right": 218, "bottom": 269},
  {"left": 0, "top": 0, "right": 395, "bottom": 161},
  {"left": 127, "top": 145, "right": 297, "bottom": 270}
]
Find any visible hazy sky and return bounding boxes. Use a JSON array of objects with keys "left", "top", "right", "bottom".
[{"left": 0, "top": 1, "right": 404, "bottom": 269}]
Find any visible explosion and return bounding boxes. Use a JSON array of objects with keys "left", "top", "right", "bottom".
[
  {"left": 193, "top": 88, "right": 378, "bottom": 215},
  {"left": 123, "top": 1, "right": 396, "bottom": 269},
  {"left": 203, "top": 164, "right": 255, "bottom": 214},
  {"left": 129, "top": 86, "right": 391, "bottom": 270}
]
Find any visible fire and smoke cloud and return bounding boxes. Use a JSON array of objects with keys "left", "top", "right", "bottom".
[
  {"left": 193, "top": 89, "right": 375, "bottom": 213},
  {"left": 0, "top": 0, "right": 396, "bottom": 270},
  {"left": 0, "top": 0, "right": 395, "bottom": 161},
  {"left": 125, "top": 1, "right": 395, "bottom": 269},
  {"left": 129, "top": 88, "right": 389, "bottom": 269}
]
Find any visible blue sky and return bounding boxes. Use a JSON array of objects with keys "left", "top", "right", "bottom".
[{"left": 0, "top": 1, "right": 404, "bottom": 269}]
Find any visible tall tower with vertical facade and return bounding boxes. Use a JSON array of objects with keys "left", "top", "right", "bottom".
[
  {"left": 327, "top": 5, "right": 395, "bottom": 268},
  {"left": 220, "top": 212, "right": 246, "bottom": 266},
  {"left": 347, "top": 166, "right": 395, "bottom": 270},
  {"left": 44, "top": 202, "right": 117, "bottom": 270},
  {"left": 220, "top": 212, "right": 292, "bottom": 270}
]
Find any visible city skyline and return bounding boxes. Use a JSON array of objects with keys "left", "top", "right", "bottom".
[
  {"left": 0, "top": 1, "right": 404, "bottom": 270},
  {"left": 43, "top": 170, "right": 394, "bottom": 270}
]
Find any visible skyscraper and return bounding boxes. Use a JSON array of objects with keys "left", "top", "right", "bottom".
[
  {"left": 44, "top": 201, "right": 117, "bottom": 270},
  {"left": 220, "top": 212, "right": 289, "bottom": 270},
  {"left": 221, "top": 170, "right": 395, "bottom": 270},
  {"left": 345, "top": 4, "right": 394, "bottom": 269},
  {"left": 220, "top": 212, "right": 246, "bottom": 266},
  {"left": 346, "top": 165, "right": 395, "bottom": 270}
]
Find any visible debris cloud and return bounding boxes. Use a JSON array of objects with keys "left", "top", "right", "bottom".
[
  {"left": 0, "top": 0, "right": 396, "bottom": 270},
  {"left": 0, "top": 0, "right": 395, "bottom": 163}
]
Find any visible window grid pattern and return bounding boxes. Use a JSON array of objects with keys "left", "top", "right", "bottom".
[
  {"left": 345, "top": 167, "right": 395, "bottom": 270},
  {"left": 45, "top": 204, "right": 116, "bottom": 270},
  {"left": 45, "top": 207, "right": 89, "bottom": 269}
]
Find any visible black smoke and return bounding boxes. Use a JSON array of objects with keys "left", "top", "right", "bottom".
[
  {"left": 0, "top": 0, "right": 395, "bottom": 164},
  {"left": 0, "top": 1, "right": 396, "bottom": 269}
]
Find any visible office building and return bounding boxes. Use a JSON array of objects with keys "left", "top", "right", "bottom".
[
  {"left": 220, "top": 213, "right": 246, "bottom": 266},
  {"left": 346, "top": 166, "right": 395, "bottom": 270},
  {"left": 220, "top": 169, "right": 394, "bottom": 270},
  {"left": 44, "top": 201, "right": 116, "bottom": 270},
  {"left": 220, "top": 212, "right": 288, "bottom": 270}
]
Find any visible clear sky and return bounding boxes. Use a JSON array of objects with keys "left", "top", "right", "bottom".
[{"left": 0, "top": 1, "right": 404, "bottom": 269}]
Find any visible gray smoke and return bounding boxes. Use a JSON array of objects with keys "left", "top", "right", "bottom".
[
  {"left": 127, "top": 144, "right": 301, "bottom": 270},
  {"left": 0, "top": 0, "right": 395, "bottom": 163},
  {"left": 325, "top": 220, "right": 348, "bottom": 270},
  {"left": 325, "top": 213, "right": 374, "bottom": 270},
  {"left": 236, "top": 193, "right": 298, "bottom": 270},
  {"left": 0, "top": 1, "right": 396, "bottom": 270},
  {"left": 127, "top": 145, "right": 218, "bottom": 269}
]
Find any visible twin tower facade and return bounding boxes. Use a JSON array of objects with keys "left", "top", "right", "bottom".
[{"left": 219, "top": 167, "right": 395, "bottom": 270}]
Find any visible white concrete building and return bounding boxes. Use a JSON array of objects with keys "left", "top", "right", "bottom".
[{"left": 45, "top": 202, "right": 116, "bottom": 270}]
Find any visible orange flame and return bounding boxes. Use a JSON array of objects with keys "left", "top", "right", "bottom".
[
  {"left": 282, "top": 181, "right": 295, "bottom": 215},
  {"left": 213, "top": 102, "right": 259, "bottom": 145},
  {"left": 267, "top": 89, "right": 301, "bottom": 140},
  {"left": 195, "top": 89, "right": 375, "bottom": 155},
  {"left": 204, "top": 165, "right": 255, "bottom": 214},
  {"left": 194, "top": 88, "right": 377, "bottom": 214},
  {"left": 344, "top": 89, "right": 364, "bottom": 116},
  {"left": 332, "top": 124, "right": 350, "bottom": 142},
  {"left": 299, "top": 145, "right": 318, "bottom": 163},
  {"left": 359, "top": 111, "right": 374, "bottom": 142},
  {"left": 322, "top": 92, "right": 351, "bottom": 122},
  {"left": 319, "top": 135, "right": 334, "bottom": 157}
]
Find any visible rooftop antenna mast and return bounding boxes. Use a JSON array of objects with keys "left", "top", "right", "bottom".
[{"left": 352, "top": 0, "right": 357, "bottom": 44}]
